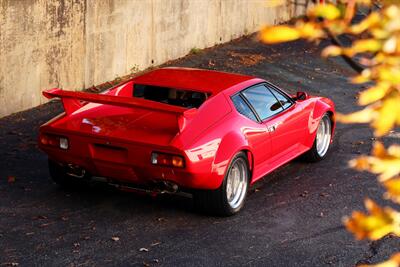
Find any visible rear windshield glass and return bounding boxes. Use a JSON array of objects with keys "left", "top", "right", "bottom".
[{"left": 133, "top": 84, "right": 209, "bottom": 108}]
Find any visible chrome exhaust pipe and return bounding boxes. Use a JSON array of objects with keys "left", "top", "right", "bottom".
[
  {"left": 160, "top": 181, "right": 179, "bottom": 194},
  {"left": 65, "top": 164, "right": 86, "bottom": 178}
]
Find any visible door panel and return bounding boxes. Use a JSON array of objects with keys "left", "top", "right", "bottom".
[
  {"left": 230, "top": 93, "right": 271, "bottom": 178},
  {"left": 263, "top": 104, "right": 306, "bottom": 163}
]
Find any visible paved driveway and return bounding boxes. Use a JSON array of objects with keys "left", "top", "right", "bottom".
[{"left": 1, "top": 35, "right": 399, "bottom": 266}]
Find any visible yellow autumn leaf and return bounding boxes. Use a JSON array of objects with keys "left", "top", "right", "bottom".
[
  {"left": 372, "top": 28, "right": 391, "bottom": 39},
  {"left": 378, "top": 67, "right": 400, "bottom": 84},
  {"left": 308, "top": 4, "right": 341, "bottom": 20},
  {"left": 350, "top": 142, "right": 400, "bottom": 181},
  {"left": 373, "top": 94, "right": 400, "bottom": 136},
  {"left": 297, "top": 22, "right": 325, "bottom": 40},
  {"left": 351, "top": 69, "right": 372, "bottom": 84},
  {"left": 384, "top": 177, "right": 400, "bottom": 203},
  {"left": 351, "top": 156, "right": 370, "bottom": 171},
  {"left": 359, "top": 253, "right": 400, "bottom": 267},
  {"left": 372, "top": 142, "right": 388, "bottom": 158},
  {"left": 336, "top": 107, "right": 375, "bottom": 124},
  {"left": 322, "top": 45, "right": 343, "bottom": 57},
  {"left": 385, "top": 4, "right": 400, "bottom": 22},
  {"left": 388, "top": 145, "right": 400, "bottom": 158},
  {"left": 383, "top": 36, "right": 399, "bottom": 54},
  {"left": 375, "top": 53, "right": 400, "bottom": 65},
  {"left": 358, "top": 82, "right": 392, "bottom": 105},
  {"left": 351, "top": 39, "right": 382, "bottom": 55},
  {"left": 259, "top": 26, "right": 301, "bottom": 44},
  {"left": 349, "top": 12, "right": 380, "bottom": 34},
  {"left": 344, "top": 198, "right": 400, "bottom": 240},
  {"left": 325, "top": 20, "right": 347, "bottom": 35},
  {"left": 370, "top": 157, "right": 400, "bottom": 181}
]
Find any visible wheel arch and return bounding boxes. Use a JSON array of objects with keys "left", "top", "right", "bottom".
[
  {"left": 314, "top": 98, "right": 336, "bottom": 137},
  {"left": 211, "top": 131, "right": 253, "bottom": 188}
]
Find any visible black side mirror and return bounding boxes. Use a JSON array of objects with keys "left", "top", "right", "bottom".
[{"left": 294, "top": 91, "right": 308, "bottom": 101}]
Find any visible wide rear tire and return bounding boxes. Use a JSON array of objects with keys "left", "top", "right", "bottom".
[{"left": 193, "top": 152, "right": 249, "bottom": 216}]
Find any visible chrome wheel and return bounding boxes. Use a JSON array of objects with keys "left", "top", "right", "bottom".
[
  {"left": 225, "top": 158, "right": 248, "bottom": 209},
  {"left": 316, "top": 115, "right": 331, "bottom": 157}
]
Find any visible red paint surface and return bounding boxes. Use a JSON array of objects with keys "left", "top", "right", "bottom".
[{"left": 39, "top": 67, "right": 335, "bottom": 190}]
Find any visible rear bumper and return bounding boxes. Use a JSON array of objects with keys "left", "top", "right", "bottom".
[{"left": 39, "top": 135, "right": 221, "bottom": 190}]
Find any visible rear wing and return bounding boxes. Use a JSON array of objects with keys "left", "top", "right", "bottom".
[
  {"left": 43, "top": 88, "right": 187, "bottom": 115},
  {"left": 43, "top": 88, "right": 195, "bottom": 132}
]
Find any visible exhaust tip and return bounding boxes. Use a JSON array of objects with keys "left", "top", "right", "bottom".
[{"left": 66, "top": 164, "right": 86, "bottom": 178}]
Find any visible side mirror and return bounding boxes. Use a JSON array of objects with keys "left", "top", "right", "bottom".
[{"left": 294, "top": 91, "right": 308, "bottom": 101}]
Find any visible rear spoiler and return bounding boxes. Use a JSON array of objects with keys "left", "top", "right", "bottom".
[{"left": 43, "top": 88, "right": 187, "bottom": 115}]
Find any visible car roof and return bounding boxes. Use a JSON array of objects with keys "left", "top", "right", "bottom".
[{"left": 132, "top": 67, "right": 256, "bottom": 95}]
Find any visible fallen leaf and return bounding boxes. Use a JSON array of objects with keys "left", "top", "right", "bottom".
[
  {"left": 7, "top": 176, "right": 15, "bottom": 183},
  {"left": 139, "top": 247, "right": 149, "bottom": 252},
  {"left": 150, "top": 241, "right": 161, "bottom": 247},
  {"left": 300, "top": 191, "right": 309, "bottom": 197},
  {"left": 111, "top": 236, "right": 120, "bottom": 242}
]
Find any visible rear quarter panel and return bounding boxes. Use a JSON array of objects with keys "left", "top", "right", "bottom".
[{"left": 177, "top": 79, "right": 266, "bottom": 189}]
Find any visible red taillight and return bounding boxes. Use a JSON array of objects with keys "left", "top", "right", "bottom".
[
  {"left": 151, "top": 152, "right": 185, "bottom": 168},
  {"left": 39, "top": 133, "right": 69, "bottom": 150}
]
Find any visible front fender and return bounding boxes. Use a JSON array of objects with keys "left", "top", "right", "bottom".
[{"left": 306, "top": 97, "right": 336, "bottom": 146}]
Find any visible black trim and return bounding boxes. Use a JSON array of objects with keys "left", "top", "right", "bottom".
[
  {"left": 264, "top": 82, "right": 296, "bottom": 106},
  {"left": 241, "top": 83, "right": 283, "bottom": 121},
  {"left": 239, "top": 93, "right": 262, "bottom": 122},
  {"left": 230, "top": 82, "right": 296, "bottom": 124},
  {"left": 230, "top": 93, "right": 261, "bottom": 123}
]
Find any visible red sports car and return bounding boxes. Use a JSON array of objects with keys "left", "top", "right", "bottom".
[{"left": 39, "top": 67, "right": 335, "bottom": 215}]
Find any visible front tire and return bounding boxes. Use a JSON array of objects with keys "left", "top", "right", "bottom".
[
  {"left": 193, "top": 152, "right": 249, "bottom": 216},
  {"left": 303, "top": 113, "right": 332, "bottom": 162}
]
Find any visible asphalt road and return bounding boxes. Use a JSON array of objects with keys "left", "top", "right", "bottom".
[{"left": 1, "top": 35, "right": 400, "bottom": 267}]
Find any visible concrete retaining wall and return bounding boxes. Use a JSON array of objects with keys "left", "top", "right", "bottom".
[{"left": 0, "top": 0, "right": 305, "bottom": 117}]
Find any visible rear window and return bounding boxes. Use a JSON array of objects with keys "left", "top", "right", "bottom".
[{"left": 133, "top": 84, "right": 210, "bottom": 108}]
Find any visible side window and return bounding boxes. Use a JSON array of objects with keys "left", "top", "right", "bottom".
[
  {"left": 268, "top": 86, "right": 293, "bottom": 110},
  {"left": 242, "top": 85, "right": 283, "bottom": 120},
  {"left": 231, "top": 95, "right": 258, "bottom": 122}
]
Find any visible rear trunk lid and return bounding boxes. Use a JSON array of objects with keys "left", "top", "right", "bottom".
[{"left": 50, "top": 103, "right": 180, "bottom": 146}]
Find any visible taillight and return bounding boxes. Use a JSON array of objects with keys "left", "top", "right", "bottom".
[
  {"left": 39, "top": 133, "right": 69, "bottom": 150},
  {"left": 151, "top": 152, "right": 185, "bottom": 168}
]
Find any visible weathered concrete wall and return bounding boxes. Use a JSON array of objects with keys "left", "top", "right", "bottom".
[{"left": 0, "top": 0, "right": 305, "bottom": 117}]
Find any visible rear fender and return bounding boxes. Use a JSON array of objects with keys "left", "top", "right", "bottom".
[{"left": 210, "top": 131, "right": 251, "bottom": 189}]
